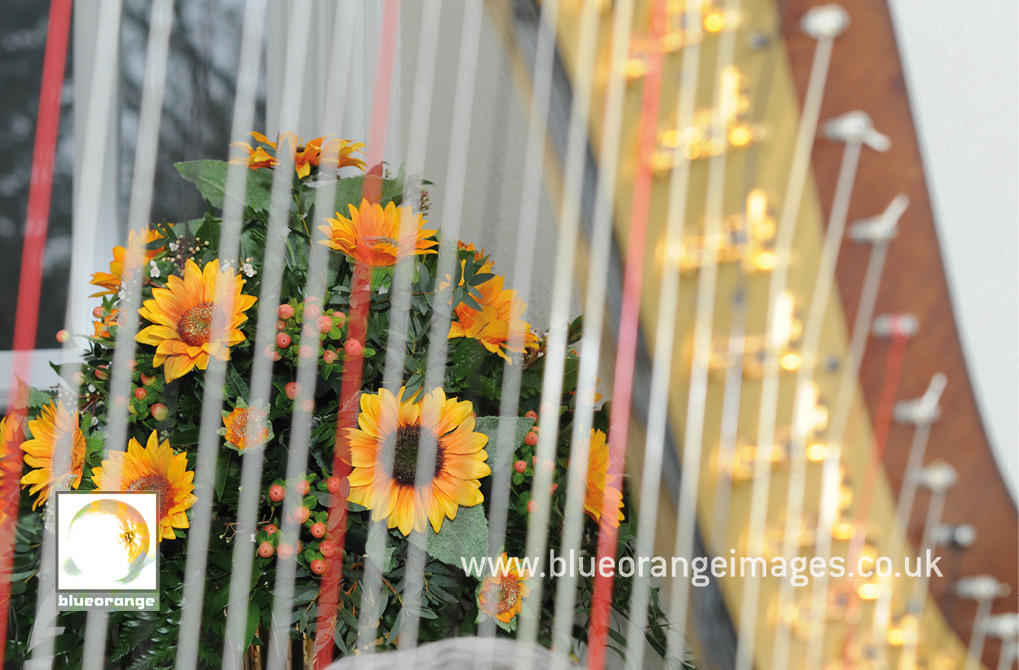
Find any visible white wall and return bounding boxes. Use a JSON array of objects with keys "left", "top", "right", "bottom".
[
  {"left": 887, "top": 0, "right": 1019, "bottom": 498},
  {"left": 399, "top": 2, "right": 569, "bottom": 327}
]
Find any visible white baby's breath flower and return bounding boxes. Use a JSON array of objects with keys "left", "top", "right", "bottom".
[
  {"left": 148, "top": 260, "right": 160, "bottom": 278},
  {"left": 242, "top": 262, "right": 256, "bottom": 277}
]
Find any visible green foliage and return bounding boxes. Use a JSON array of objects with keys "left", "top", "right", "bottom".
[
  {"left": 3, "top": 143, "right": 679, "bottom": 668},
  {"left": 413, "top": 503, "right": 488, "bottom": 568},
  {"left": 174, "top": 160, "right": 274, "bottom": 213},
  {"left": 474, "top": 415, "right": 534, "bottom": 474}
]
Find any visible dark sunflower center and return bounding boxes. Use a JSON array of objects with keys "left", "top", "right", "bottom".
[
  {"left": 362, "top": 235, "right": 397, "bottom": 247},
  {"left": 494, "top": 580, "right": 520, "bottom": 614},
  {"left": 240, "top": 409, "right": 267, "bottom": 445},
  {"left": 177, "top": 302, "right": 217, "bottom": 347},
  {"left": 128, "top": 474, "right": 171, "bottom": 518},
  {"left": 388, "top": 426, "right": 444, "bottom": 487}
]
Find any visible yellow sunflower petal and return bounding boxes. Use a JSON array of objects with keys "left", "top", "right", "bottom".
[{"left": 346, "top": 386, "right": 489, "bottom": 536}]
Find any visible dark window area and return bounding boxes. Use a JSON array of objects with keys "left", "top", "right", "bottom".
[
  {"left": 119, "top": 0, "right": 264, "bottom": 225},
  {"left": 0, "top": 3, "right": 74, "bottom": 349},
  {"left": 0, "top": 1, "right": 263, "bottom": 350}
]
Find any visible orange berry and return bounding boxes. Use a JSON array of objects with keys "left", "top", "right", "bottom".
[{"left": 344, "top": 339, "right": 362, "bottom": 357}]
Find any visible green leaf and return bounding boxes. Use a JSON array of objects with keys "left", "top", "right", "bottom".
[
  {"left": 381, "top": 168, "right": 406, "bottom": 206},
  {"left": 364, "top": 524, "right": 397, "bottom": 573},
  {"left": 84, "top": 436, "right": 105, "bottom": 459},
  {"left": 246, "top": 601, "right": 260, "bottom": 648},
  {"left": 206, "top": 581, "right": 230, "bottom": 614},
  {"left": 370, "top": 266, "right": 394, "bottom": 292},
  {"left": 28, "top": 387, "right": 54, "bottom": 411},
  {"left": 474, "top": 416, "right": 534, "bottom": 474},
  {"left": 420, "top": 503, "right": 488, "bottom": 568},
  {"left": 174, "top": 160, "right": 274, "bottom": 213},
  {"left": 215, "top": 450, "right": 230, "bottom": 502},
  {"left": 226, "top": 365, "right": 250, "bottom": 400},
  {"left": 329, "top": 177, "right": 365, "bottom": 215},
  {"left": 320, "top": 171, "right": 408, "bottom": 218},
  {"left": 453, "top": 338, "right": 487, "bottom": 381}
]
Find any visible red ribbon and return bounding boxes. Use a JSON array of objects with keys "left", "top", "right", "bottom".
[
  {"left": 586, "top": 1, "right": 669, "bottom": 666},
  {"left": 313, "top": 3, "right": 401, "bottom": 663},
  {"left": 0, "top": 0, "right": 73, "bottom": 663}
]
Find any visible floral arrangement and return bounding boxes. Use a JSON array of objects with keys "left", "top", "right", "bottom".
[{"left": 1, "top": 132, "right": 673, "bottom": 668}]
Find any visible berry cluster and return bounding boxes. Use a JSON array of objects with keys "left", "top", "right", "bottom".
[
  {"left": 265, "top": 297, "right": 353, "bottom": 376},
  {"left": 256, "top": 472, "right": 348, "bottom": 578},
  {"left": 511, "top": 410, "right": 558, "bottom": 515}
]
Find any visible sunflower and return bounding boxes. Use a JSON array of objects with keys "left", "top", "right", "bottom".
[
  {"left": 230, "top": 131, "right": 366, "bottom": 178},
  {"left": 583, "top": 429, "right": 624, "bottom": 529},
  {"left": 20, "top": 400, "right": 86, "bottom": 509},
  {"left": 219, "top": 400, "right": 271, "bottom": 452},
  {"left": 136, "top": 258, "right": 257, "bottom": 383},
  {"left": 90, "top": 227, "right": 165, "bottom": 297},
  {"left": 448, "top": 274, "right": 540, "bottom": 361},
  {"left": 91, "top": 431, "right": 197, "bottom": 541},
  {"left": 438, "top": 241, "right": 496, "bottom": 294},
  {"left": 459, "top": 241, "right": 491, "bottom": 267},
  {"left": 477, "top": 552, "right": 531, "bottom": 627},
  {"left": 347, "top": 386, "right": 489, "bottom": 536},
  {"left": 317, "top": 199, "right": 438, "bottom": 268},
  {"left": 0, "top": 414, "right": 24, "bottom": 523},
  {"left": 316, "top": 136, "right": 367, "bottom": 172},
  {"left": 92, "top": 308, "right": 120, "bottom": 340}
]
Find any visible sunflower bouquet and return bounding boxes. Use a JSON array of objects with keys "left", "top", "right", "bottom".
[{"left": 1, "top": 132, "right": 673, "bottom": 668}]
